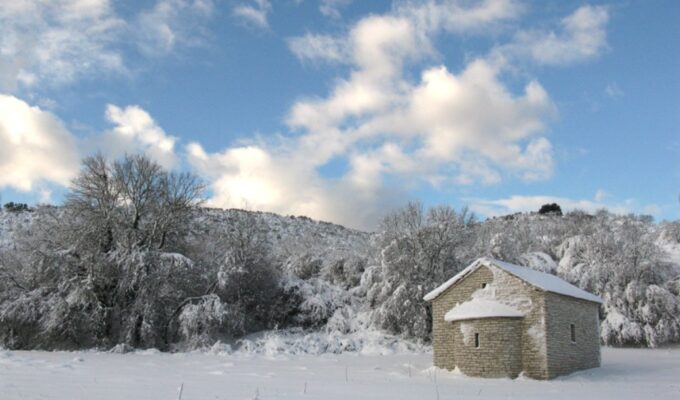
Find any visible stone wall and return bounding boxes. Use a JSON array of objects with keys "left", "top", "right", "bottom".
[
  {"left": 544, "top": 292, "right": 601, "bottom": 378},
  {"left": 452, "top": 318, "right": 523, "bottom": 378},
  {"left": 431, "top": 266, "right": 494, "bottom": 370},
  {"left": 431, "top": 265, "right": 549, "bottom": 378}
]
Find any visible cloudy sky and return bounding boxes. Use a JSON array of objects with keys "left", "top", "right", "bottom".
[{"left": 0, "top": 0, "right": 678, "bottom": 230}]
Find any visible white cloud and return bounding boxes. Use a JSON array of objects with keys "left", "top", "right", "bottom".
[
  {"left": 468, "top": 194, "right": 662, "bottom": 218},
  {"left": 286, "top": 0, "right": 554, "bottom": 188},
  {"left": 319, "top": 0, "right": 353, "bottom": 19},
  {"left": 468, "top": 195, "right": 623, "bottom": 217},
  {"left": 0, "top": 1, "right": 615, "bottom": 228},
  {"left": 505, "top": 5, "right": 609, "bottom": 66},
  {"left": 288, "top": 34, "right": 349, "bottom": 63},
  {"left": 0, "top": 0, "right": 215, "bottom": 91},
  {"left": 96, "top": 105, "right": 178, "bottom": 169},
  {"left": 193, "top": 0, "right": 554, "bottom": 228},
  {"left": 186, "top": 142, "right": 394, "bottom": 229},
  {"left": 38, "top": 188, "right": 53, "bottom": 204},
  {"left": 643, "top": 204, "right": 662, "bottom": 216},
  {"left": 0, "top": 97, "right": 179, "bottom": 200},
  {"left": 351, "top": 61, "right": 555, "bottom": 182},
  {"left": 289, "top": 0, "right": 523, "bottom": 65},
  {"left": 394, "top": 0, "right": 524, "bottom": 35},
  {"left": 605, "top": 82, "right": 624, "bottom": 98},
  {"left": 0, "top": 95, "right": 80, "bottom": 191},
  {"left": 135, "top": 0, "right": 215, "bottom": 56},
  {"left": 233, "top": 0, "right": 272, "bottom": 29},
  {"left": 594, "top": 189, "right": 608, "bottom": 202},
  {"left": 0, "top": 0, "right": 125, "bottom": 91}
]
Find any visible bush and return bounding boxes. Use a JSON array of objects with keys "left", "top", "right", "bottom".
[
  {"left": 538, "top": 203, "right": 562, "bottom": 215},
  {"left": 3, "top": 202, "right": 29, "bottom": 212}
]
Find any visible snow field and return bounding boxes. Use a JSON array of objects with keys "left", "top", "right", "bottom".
[{"left": 1, "top": 347, "right": 679, "bottom": 400}]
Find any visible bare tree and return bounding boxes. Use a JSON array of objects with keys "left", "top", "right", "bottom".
[{"left": 65, "top": 153, "right": 204, "bottom": 253}]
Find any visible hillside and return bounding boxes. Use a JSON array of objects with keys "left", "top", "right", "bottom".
[
  {"left": 0, "top": 208, "right": 35, "bottom": 251},
  {"left": 1, "top": 205, "right": 679, "bottom": 352}
]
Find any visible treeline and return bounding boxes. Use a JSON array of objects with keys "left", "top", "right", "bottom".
[
  {"left": 0, "top": 154, "right": 369, "bottom": 351},
  {"left": 0, "top": 154, "right": 679, "bottom": 351},
  {"left": 366, "top": 204, "right": 680, "bottom": 347}
]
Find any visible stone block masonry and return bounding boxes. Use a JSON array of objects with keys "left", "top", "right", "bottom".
[
  {"left": 429, "top": 259, "right": 601, "bottom": 379},
  {"left": 453, "top": 317, "right": 523, "bottom": 378}
]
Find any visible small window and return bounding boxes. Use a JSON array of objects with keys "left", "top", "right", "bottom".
[
  {"left": 570, "top": 324, "right": 576, "bottom": 343},
  {"left": 481, "top": 283, "right": 487, "bottom": 289},
  {"left": 474, "top": 333, "right": 480, "bottom": 348}
]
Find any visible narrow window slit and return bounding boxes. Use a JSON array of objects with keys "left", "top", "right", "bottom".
[
  {"left": 570, "top": 324, "right": 576, "bottom": 343},
  {"left": 474, "top": 333, "right": 480, "bottom": 348}
]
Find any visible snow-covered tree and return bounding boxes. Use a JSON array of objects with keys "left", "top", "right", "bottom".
[
  {"left": 365, "top": 202, "right": 476, "bottom": 338},
  {"left": 1, "top": 177, "right": 679, "bottom": 350},
  {"left": 557, "top": 213, "right": 680, "bottom": 346}
]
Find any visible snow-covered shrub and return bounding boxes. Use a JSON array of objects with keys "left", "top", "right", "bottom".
[
  {"left": 2, "top": 164, "right": 679, "bottom": 351},
  {"left": 213, "top": 249, "right": 283, "bottom": 334},
  {"left": 285, "top": 254, "right": 323, "bottom": 279},
  {"left": 600, "top": 283, "right": 680, "bottom": 347},
  {"left": 669, "top": 277, "right": 680, "bottom": 297},
  {"left": 0, "top": 220, "right": 110, "bottom": 349},
  {"left": 518, "top": 252, "right": 557, "bottom": 274},
  {"left": 321, "top": 256, "right": 366, "bottom": 289},
  {"left": 0, "top": 281, "right": 108, "bottom": 350},
  {"left": 660, "top": 221, "right": 680, "bottom": 243},
  {"left": 282, "top": 274, "right": 351, "bottom": 328},
  {"left": 370, "top": 282, "right": 431, "bottom": 338},
  {"left": 557, "top": 213, "right": 680, "bottom": 347},
  {"left": 0, "top": 288, "right": 49, "bottom": 349},
  {"left": 170, "top": 210, "right": 292, "bottom": 348},
  {"left": 108, "top": 251, "right": 201, "bottom": 349},
  {"left": 233, "top": 327, "right": 428, "bottom": 356},
  {"left": 175, "top": 294, "right": 238, "bottom": 348}
]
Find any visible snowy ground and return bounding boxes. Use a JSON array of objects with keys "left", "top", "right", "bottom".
[{"left": 1, "top": 347, "right": 679, "bottom": 400}]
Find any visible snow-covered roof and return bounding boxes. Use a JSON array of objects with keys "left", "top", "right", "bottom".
[
  {"left": 444, "top": 299, "right": 524, "bottom": 322},
  {"left": 423, "top": 257, "right": 603, "bottom": 303}
]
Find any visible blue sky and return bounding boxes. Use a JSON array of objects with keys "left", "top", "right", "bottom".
[{"left": 0, "top": 0, "right": 678, "bottom": 230}]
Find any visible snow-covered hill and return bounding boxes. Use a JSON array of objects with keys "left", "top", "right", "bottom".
[
  {"left": 0, "top": 209, "right": 35, "bottom": 251},
  {"left": 2, "top": 206, "right": 679, "bottom": 350},
  {"left": 0, "top": 207, "right": 372, "bottom": 260},
  {"left": 192, "top": 207, "right": 372, "bottom": 262}
]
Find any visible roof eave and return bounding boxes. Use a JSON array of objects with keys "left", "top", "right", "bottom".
[
  {"left": 423, "top": 257, "right": 603, "bottom": 304},
  {"left": 422, "top": 259, "right": 483, "bottom": 301},
  {"left": 540, "top": 288, "right": 603, "bottom": 304}
]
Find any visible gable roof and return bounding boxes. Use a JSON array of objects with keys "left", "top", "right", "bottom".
[
  {"left": 444, "top": 299, "right": 524, "bottom": 322},
  {"left": 423, "top": 257, "right": 603, "bottom": 304}
]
